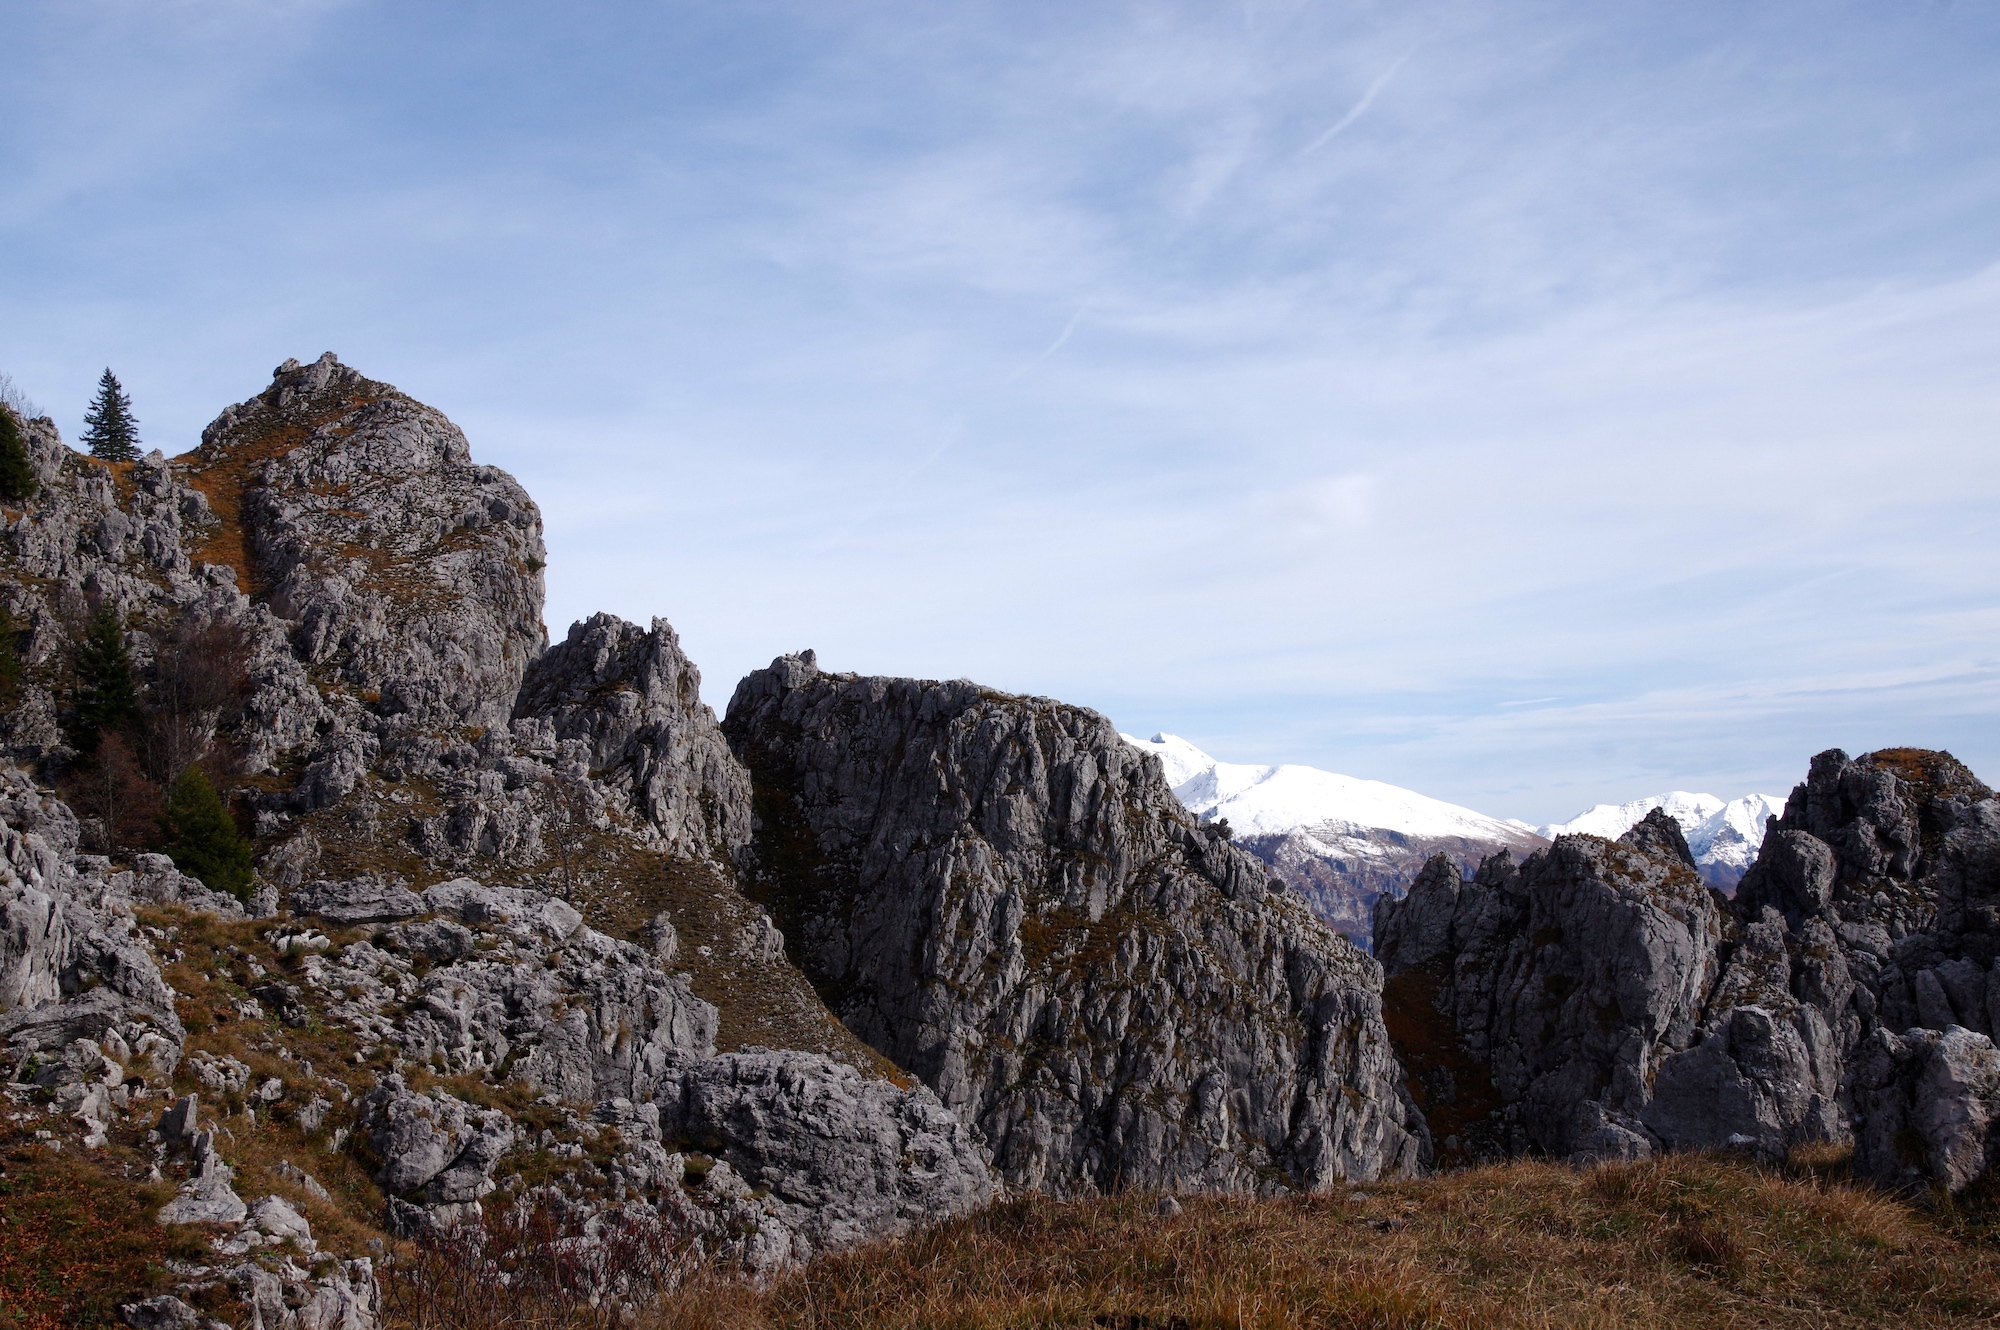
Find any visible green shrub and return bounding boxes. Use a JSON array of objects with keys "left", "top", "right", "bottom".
[
  {"left": 0, "top": 406, "right": 36, "bottom": 502},
  {"left": 159, "top": 766, "right": 254, "bottom": 900}
]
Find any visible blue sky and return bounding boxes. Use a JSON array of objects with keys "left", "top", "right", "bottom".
[{"left": 4, "top": 0, "right": 1999, "bottom": 822}]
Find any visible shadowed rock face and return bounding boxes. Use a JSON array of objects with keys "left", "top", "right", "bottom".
[
  {"left": 1374, "top": 818, "right": 1725, "bottom": 1166},
  {"left": 723, "top": 651, "right": 1428, "bottom": 1195},
  {"left": 1379, "top": 748, "right": 2000, "bottom": 1195}
]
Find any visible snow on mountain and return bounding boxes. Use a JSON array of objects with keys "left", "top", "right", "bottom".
[
  {"left": 1538, "top": 791, "right": 1787, "bottom": 891},
  {"left": 1126, "top": 734, "right": 1539, "bottom": 844},
  {"left": 1121, "top": 733, "right": 1546, "bottom": 949}
]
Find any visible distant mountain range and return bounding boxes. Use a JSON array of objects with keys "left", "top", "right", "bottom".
[
  {"left": 1535, "top": 790, "right": 1787, "bottom": 891},
  {"left": 1121, "top": 734, "right": 1546, "bottom": 947},
  {"left": 1122, "top": 734, "right": 1784, "bottom": 947}
]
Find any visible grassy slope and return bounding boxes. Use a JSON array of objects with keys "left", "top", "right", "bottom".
[{"left": 661, "top": 1152, "right": 1999, "bottom": 1330}]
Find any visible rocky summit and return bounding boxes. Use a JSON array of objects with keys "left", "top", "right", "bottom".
[
  {"left": 725, "top": 657, "right": 1427, "bottom": 1195},
  {"left": 1, "top": 357, "right": 1996, "bottom": 1330},
  {"left": 1377, "top": 758, "right": 2000, "bottom": 1192}
]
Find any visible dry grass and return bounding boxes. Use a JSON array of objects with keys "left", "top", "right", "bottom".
[
  {"left": 170, "top": 383, "right": 378, "bottom": 590},
  {"left": 631, "top": 1154, "right": 1999, "bottom": 1330},
  {"left": 0, "top": 1118, "right": 208, "bottom": 1330},
  {"left": 139, "top": 908, "right": 392, "bottom": 1252}
]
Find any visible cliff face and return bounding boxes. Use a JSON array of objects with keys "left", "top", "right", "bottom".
[
  {"left": 724, "top": 652, "right": 1428, "bottom": 1195},
  {"left": 1378, "top": 754, "right": 2000, "bottom": 1195},
  {"left": 0, "top": 358, "right": 998, "bottom": 1329},
  {"left": 1374, "top": 810, "right": 1725, "bottom": 1167},
  {"left": 514, "top": 612, "right": 751, "bottom": 862}
]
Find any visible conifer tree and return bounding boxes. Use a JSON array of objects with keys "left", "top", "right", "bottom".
[
  {"left": 0, "top": 605, "right": 22, "bottom": 712},
  {"left": 0, "top": 407, "right": 36, "bottom": 502},
  {"left": 159, "top": 765, "right": 253, "bottom": 900},
  {"left": 67, "top": 603, "right": 141, "bottom": 754},
  {"left": 80, "top": 369, "right": 140, "bottom": 461}
]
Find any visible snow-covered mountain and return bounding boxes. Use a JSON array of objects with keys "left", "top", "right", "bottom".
[
  {"left": 1536, "top": 791, "right": 1786, "bottom": 891},
  {"left": 1122, "top": 734, "right": 1546, "bottom": 949}
]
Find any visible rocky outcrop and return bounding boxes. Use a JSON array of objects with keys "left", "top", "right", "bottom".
[
  {"left": 196, "top": 352, "right": 546, "bottom": 732},
  {"left": 1379, "top": 747, "right": 2000, "bottom": 1195},
  {"left": 1689, "top": 748, "right": 2000, "bottom": 1191},
  {"left": 514, "top": 613, "right": 752, "bottom": 861},
  {"left": 724, "top": 651, "right": 1427, "bottom": 1195},
  {"left": 1850, "top": 1023, "right": 2000, "bottom": 1195},
  {"left": 1374, "top": 813, "right": 1726, "bottom": 1165},
  {"left": 290, "top": 876, "right": 718, "bottom": 1103},
  {"left": 0, "top": 767, "right": 187, "bottom": 1083},
  {"left": 650, "top": 1050, "right": 998, "bottom": 1262}
]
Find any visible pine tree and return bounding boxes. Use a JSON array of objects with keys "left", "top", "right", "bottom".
[
  {"left": 0, "top": 605, "right": 23, "bottom": 712},
  {"left": 80, "top": 369, "right": 140, "bottom": 461},
  {"left": 67, "top": 603, "right": 141, "bottom": 755},
  {"left": 0, "top": 407, "right": 36, "bottom": 502},
  {"left": 159, "top": 765, "right": 253, "bottom": 900}
]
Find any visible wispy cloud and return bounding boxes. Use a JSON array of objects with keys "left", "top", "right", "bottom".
[
  {"left": 4, "top": 0, "right": 1999, "bottom": 820},
  {"left": 1299, "top": 46, "right": 1417, "bottom": 155}
]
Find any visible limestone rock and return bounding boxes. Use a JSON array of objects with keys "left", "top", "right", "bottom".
[
  {"left": 290, "top": 877, "right": 717, "bottom": 1101},
  {"left": 1852, "top": 1024, "right": 2000, "bottom": 1195},
  {"left": 158, "top": 1132, "right": 248, "bottom": 1225},
  {"left": 119, "top": 1296, "right": 204, "bottom": 1330},
  {"left": 289, "top": 876, "right": 425, "bottom": 925},
  {"left": 197, "top": 353, "right": 547, "bottom": 730},
  {"left": 653, "top": 1049, "right": 998, "bottom": 1261},
  {"left": 356, "top": 1075, "right": 516, "bottom": 1204},
  {"left": 1378, "top": 746, "right": 2000, "bottom": 1196},
  {"left": 514, "top": 613, "right": 752, "bottom": 860},
  {"left": 725, "top": 652, "right": 1426, "bottom": 1194},
  {"left": 1373, "top": 831, "right": 1725, "bottom": 1164}
]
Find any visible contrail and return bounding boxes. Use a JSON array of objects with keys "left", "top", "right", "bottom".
[
  {"left": 1300, "top": 47, "right": 1416, "bottom": 155},
  {"left": 1005, "top": 304, "right": 1090, "bottom": 385},
  {"left": 1035, "top": 305, "right": 1088, "bottom": 362}
]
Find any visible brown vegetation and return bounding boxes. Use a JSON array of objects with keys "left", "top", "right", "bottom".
[{"left": 644, "top": 1152, "right": 1996, "bottom": 1330}]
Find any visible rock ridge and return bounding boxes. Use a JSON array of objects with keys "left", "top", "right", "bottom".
[{"left": 724, "top": 651, "right": 1427, "bottom": 1195}]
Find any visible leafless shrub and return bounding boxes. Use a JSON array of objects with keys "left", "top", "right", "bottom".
[
  {"left": 65, "top": 731, "right": 163, "bottom": 853},
  {"left": 380, "top": 1200, "right": 701, "bottom": 1330},
  {"left": 144, "top": 615, "right": 251, "bottom": 784},
  {"left": 0, "top": 370, "right": 42, "bottom": 421},
  {"left": 537, "top": 772, "right": 594, "bottom": 901}
]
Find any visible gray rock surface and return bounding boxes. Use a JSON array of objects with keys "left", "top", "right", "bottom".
[
  {"left": 0, "top": 768, "right": 186, "bottom": 1077},
  {"left": 724, "top": 651, "right": 1427, "bottom": 1194},
  {"left": 290, "top": 876, "right": 718, "bottom": 1101},
  {"left": 1374, "top": 823, "right": 1725, "bottom": 1165},
  {"left": 157, "top": 1129, "right": 250, "bottom": 1225},
  {"left": 514, "top": 613, "right": 752, "bottom": 860},
  {"left": 1851, "top": 1023, "right": 2000, "bottom": 1195},
  {"left": 650, "top": 1049, "right": 997, "bottom": 1262},
  {"left": 1378, "top": 746, "right": 2000, "bottom": 1195},
  {"left": 358, "top": 1075, "right": 517, "bottom": 1204},
  {"left": 201, "top": 352, "right": 546, "bottom": 732}
]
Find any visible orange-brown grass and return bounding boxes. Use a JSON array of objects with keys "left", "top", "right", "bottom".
[
  {"left": 139, "top": 908, "right": 393, "bottom": 1259},
  {"left": 630, "top": 1154, "right": 1999, "bottom": 1330},
  {"left": 170, "top": 380, "right": 382, "bottom": 590},
  {"left": 0, "top": 1117, "right": 208, "bottom": 1330}
]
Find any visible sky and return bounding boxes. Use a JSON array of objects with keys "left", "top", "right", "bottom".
[{"left": 3, "top": 0, "right": 1999, "bottom": 823}]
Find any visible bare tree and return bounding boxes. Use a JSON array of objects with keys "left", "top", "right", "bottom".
[
  {"left": 68, "top": 731, "right": 163, "bottom": 854},
  {"left": 537, "top": 771, "right": 594, "bottom": 901},
  {"left": 145, "top": 615, "right": 250, "bottom": 785}
]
